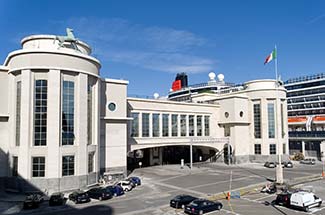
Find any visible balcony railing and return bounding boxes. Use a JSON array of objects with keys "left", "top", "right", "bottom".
[{"left": 289, "top": 131, "right": 325, "bottom": 138}]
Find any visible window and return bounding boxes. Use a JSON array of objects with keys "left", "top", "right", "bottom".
[
  {"left": 224, "top": 126, "right": 230, "bottom": 137},
  {"left": 142, "top": 113, "right": 149, "bottom": 137},
  {"left": 34, "top": 80, "right": 47, "bottom": 146},
  {"left": 62, "top": 81, "right": 74, "bottom": 145},
  {"left": 108, "top": 102, "right": 116, "bottom": 111},
  {"left": 171, "top": 114, "right": 178, "bottom": 137},
  {"left": 283, "top": 143, "right": 286, "bottom": 154},
  {"left": 162, "top": 114, "right": 169, "bottom": 137},
  {"left": 62, "top": 155, "right": 74, "bottom": 176},
  {"left": 197, "top": 115, "right": 202, "bottom": 136},
  {"left": 16, "top": 81, "right": 21, "bottom": 146},
  {"left": 32, "top": 157, "right": 45, "bottom": 177},
  {"left": 152, "top": 113, "right": 160, "bottom": 137},
  {"left": 87, "top": 85, "right": 92, "bottom": 145},
  {"left": 12, "top": 156, "right": 18, "bottom": 177},
  {"left": 253, "top": 103, "right": 261, "bottom": 138},
  {"left": 131, "top": 113, "right": 139, "bottom": 137},
  {"left": 270, "top": 144, "right": 276, "bottom": 155},
  {"left": 254, "top": 144, "right": 261, "bottom": 155},
  {"left": 204, "top": 116, "right": 210, "bottom": 136},
  {"left": 281, "top": 103, "right": 285, "bottom": 138},
  {"left": 180, "top": 115, "right": 187, "bottom": 136},
  {"left": 268, "top": 103, "right": 275, "bottom": 138},
  {"left": 189, "top": 115, "right": 194, "bottom": 136},
  {"left": 88, "top": 153, "right": 94, "bottom": 173}
]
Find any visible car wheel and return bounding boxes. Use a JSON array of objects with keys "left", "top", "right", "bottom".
[
  {"left": 217, "top": 205, "right": 221, "bottom": 210},
  {"left": 125, "top": 188, "right": 129, "bottom": 192},
  {"left": 304, "top": 206, "right": 309, "bottom": 212},
  {"left": 99, "top": 197, "right": 102, "bottom": 201},
  {"left": 199, "top": 210, "right": 203, "bottom": 215},
  {"left": 318, "top": 202, "right": 322, "bottom": 207}
]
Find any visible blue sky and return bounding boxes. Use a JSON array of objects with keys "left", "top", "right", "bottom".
[{"left": 1, "top": 0, "right": 325, "bottom": 97}]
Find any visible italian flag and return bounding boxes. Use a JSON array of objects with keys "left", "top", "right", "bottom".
[{"left": 264, "top": 49, "right": 276, "bottom": 65}]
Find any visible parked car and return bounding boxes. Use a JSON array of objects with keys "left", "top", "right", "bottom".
[
  {"left": 264, "top": 161, "right": 276, "bottom": 168},
  {"left": 23, "top": 194, "right": 43, "bottom": 209},
  {"left": 127, "top": 176, "right": 141, "bottom": 186},
  {"left": 283, "top": 161, "right": 293, "bottom": 168},
  {"left": 68, "top": 190, "right": 91, "bottom": 204},
  {"left": 170, "top": 194, "right": 197, "bottom": 209},
  {"left": 49, "top": 192, "right": 65, "bottom": 206},
  {"left": 274, "top": 192, "right": 292, "bottom": 207},
  {"left": 87, "top": 187, "right": 112, "bottom": 201},
  {"left": 184, "top": 199, "right": 222, "bottom": 214},
  {"left": 116, "top": 180, "right": 133, "bottom": 192},
  {"left": 300, "top": 158, "right": 316, "bottom": 165},
  {"left": 290, "top": 191, "right": 322, "bottom": 212},
  {"left": 105, "top": 185, "right": 125, "bottom": 197}
]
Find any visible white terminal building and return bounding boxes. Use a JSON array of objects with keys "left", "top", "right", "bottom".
[{"left": 0, "top": 31, "right": 288, "bottom": 193}]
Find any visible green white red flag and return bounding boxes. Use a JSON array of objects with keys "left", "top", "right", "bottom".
[{"left": 264, "top": 49, "right": 276, "bottom": 65}]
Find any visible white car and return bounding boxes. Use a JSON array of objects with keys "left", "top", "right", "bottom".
[
  {"left": 116, "top": 180, "right": 133, "bottom": 192},
  {"left": 290, "top": 191, "right": 322, "bottom": 212}
]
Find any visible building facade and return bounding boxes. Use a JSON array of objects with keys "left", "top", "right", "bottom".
[
  {"left": 0, "top": 31, "right": 288, "bottom": 193},
  {"left": 284, "top": 74, "right": 325, "bottom": 159}
]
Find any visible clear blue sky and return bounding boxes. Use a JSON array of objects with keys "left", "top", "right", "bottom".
[{"left": 1, "top": 0, "right": 325, "bottom": 97}]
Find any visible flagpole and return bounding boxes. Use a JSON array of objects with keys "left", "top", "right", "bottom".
[{"left": 274, "top": 45, "right": 283, "bottom": 184}]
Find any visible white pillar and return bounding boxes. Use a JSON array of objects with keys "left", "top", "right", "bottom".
[
  {"left": 302, "top": 140, "right": 306, "bottom": 157},
  {"left": 47, "top": 70, "right": 61, "bottom": 178}
]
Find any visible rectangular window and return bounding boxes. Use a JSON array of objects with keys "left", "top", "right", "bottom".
[
  {"left": 171, "top": 114, "right": 178, "bottom": 137},
  {"left": 16, "top": 81, "right": 21, "bottom": 146},
  {"left": 62, "top": 155, "right": 74, "bottom": 176},
  {"left": 12, "top": 156, "right": 18, "bottom": 177},
  {"left": 224, "top": 126, "right": 230, "bottom": 137},
  {"left": 180, "top": 115, "right": 187, "bottom": 136},
  {"left": 152, "top": 113, "right": 160, "bottom": 137},
  {"left": 254, "top": 144, "right": 261, "bottom": 155},
  {"left": 196, "top": 115, "right": 202, "bottom": 136},
  {"left": 32, "top": 157, "right": 45, "bottom": 177},
  {"left": 253, "top": 103, "right": 261, "bottom": 138},
  {"left": 270, "top": 144, "right": 276, "bottom": 155},
  {"left": 142, "top": 113, "right": 150, "bottom": 137},
  {"left": 88, "top": 153, "right": 94, "bottom": 173},
  {"left": 283, "top": 143, "right": 286, "bottom": 154},
  {"left": 281, "top": 103, "right": 285, "bottom": 138},
  {"left": 204, "top": 116, "right": 210, "bottom": 136},
  {"left": 189, "top": 115, "right": 194, "bottom": 136},
  {"left": 34, "top": 80, "right": 47, "bottom": 146},
  {"left": 131, "top": 113, "right": 139, "bottom": 137},
  {"left": 62, "top": 81, "right": 74, "bottom": 145},
  {"left": 162, "top": 114, "right": 169, "bottom": 137},
  {"left": 87, "top": 85, "right": 92, "bottom": 145},
  {"left": 268, "top": 103, "right": 275, "bottom": 138}
]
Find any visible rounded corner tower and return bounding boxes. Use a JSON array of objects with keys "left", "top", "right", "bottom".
[{"left": 4, "top": 31, "right": 102, "bottom": 193}]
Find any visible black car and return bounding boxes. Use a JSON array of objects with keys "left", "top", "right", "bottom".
[
  {"left": 283, "top": 161, "right": 293, "bottom": 168},
  {"left": 49, "top": 192, "right": 65, "bottom": 206},
  {"left": 68, "top": 190, "right": 91, "bottom": 204},
  {"left": 264, "top": 161, "right": 276, "bottom": 168},
  {"left": 87, "top": 187, "right": 112, "bottom": 201},
  {"left": 23, "top": 194, "right": 43, "bottom": 209},
  {"left": 274, "top": 192, "right": 292, "bottom": 207},
  {"left": 184, "top": 199, "right": 222, "bottom": 215},
  {"left": 170, "top": 195, "right": 197, "bottom": 209}
]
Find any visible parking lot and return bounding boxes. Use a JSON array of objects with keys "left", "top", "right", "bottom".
[{"left": 1, "top": 161, "right": 325, "bottom": 215}]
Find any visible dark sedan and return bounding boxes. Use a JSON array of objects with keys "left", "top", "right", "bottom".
[
  {"left": 170, "top": 194, "right": 197, "bottom": 209},
  {"left": 49, "top": 192, "right": 65, "bottom": 206},
  {"left": 68, "top": 190, "right": 91, "bottom": 204},
  {"left": 105, "top": 185, "right": 124, "bottom": 197},
  {"left": 23, "top": 194, "right": 43, "bottom": 209},
  {"left": 87, "top": 187, "right": 112, "bottom": 201},
  {"left": 184, "top": 199, "right": 222, "bottom": 214},
  {"left": 274, "top": 192, "right": 292, "bottom": 207},
  {"left": 264, "top": 161, "right": 276, "bottom": 168}
]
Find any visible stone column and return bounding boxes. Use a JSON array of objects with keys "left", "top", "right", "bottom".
[{"left": 302, "top": 140, "right": 306, "bottom": 157}]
